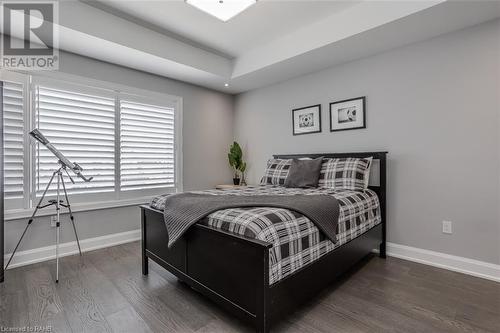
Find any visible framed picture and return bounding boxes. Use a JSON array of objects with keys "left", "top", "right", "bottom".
[
  {"left": 330, "top": 97, "right": 366, "bottom": 132},
  {"left": 292, "top": 104, "right": 321, "bottom": 135}
]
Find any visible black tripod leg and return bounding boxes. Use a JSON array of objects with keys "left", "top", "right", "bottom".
[
  {"left": 60, "top": 172, "right": 82, "bottom": 256},
  {"left": 4, "top": 170, "right": 58, "bottom": 270}
]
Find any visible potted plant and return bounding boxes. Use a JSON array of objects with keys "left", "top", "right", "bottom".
[{"left": 228, "top": 141, "right": 246, "bottom": 185}]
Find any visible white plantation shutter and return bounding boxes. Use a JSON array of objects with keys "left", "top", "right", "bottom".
[
  {"left": 120, "top": 99, "right": 175, "bottom": 191},
  {"left": 1, "top": 73, "right": 181, "bottom": 215},
  {"left": 2, "top": 81, "right": 24, "bottom": 199},
  {"left": 35, "top": 86, "right": 116, "bottom": 196}
]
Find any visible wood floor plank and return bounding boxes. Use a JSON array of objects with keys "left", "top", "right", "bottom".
[
  {"left": 350, "top": 268, "right": 459, "bottom": 318},
  {"left": 60, "top": 253, "right": 131, "bottom": 317},
  {"left": 106, "top": 306, "right": 153, "bottom": 333},
  {"left": 0, "top": 266, "right": 29, "bottom": 328},
  {"left": 147, "top": 262, "right": 227, "bottom": 331},
  {"left": 272, "top": 317, "right": 322, "bottom": 333},
  {"left": 322, "top": 289, "right": 434, "bottom": 333},
  {"left": 454, "top": 303, "right": 500, "bottom": 333},
  {"left": 338, "top": 271, "right": 490, "bottom": 332},
  {"left": 85, "top": 245, "right": 194, "bottom": 333},
  {"left": 155, "top": 282, "right": 217, "bottom": 331},
  {"left": 405, "top": 259, "right": 500, "bottom": 296},
  {"left": 293, "top": 301, "right": 374, "bottom": 333},
  {"left": 56, "top": 256, "right": 113, "bottom": 333},
  {"left": 195, "top": 317, "right": 253, "bottom": 333},
  {"left": 25, "top": 265, "right": 71, "bottom": 332},
  {"left": 1, "top": 241, "right": 499, "bottom": 333},
  {"left": 149, "top": 262, "right": 254, "bottom": 332},
  {"left": 366, "top": 257, "right": 500, "bottom": 312}
]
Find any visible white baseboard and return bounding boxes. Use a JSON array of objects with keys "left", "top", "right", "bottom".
[
  {"left": 385, "top": 242, "right": 500, "bottom": 283},
  {"left": 4, "top": 229, "right": 141, "bottom": 269}
]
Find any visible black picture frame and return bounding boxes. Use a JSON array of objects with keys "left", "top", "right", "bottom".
[
  {"left": 292, "top": 104, "right": 322, "bottom": 136},
  {"left": 329, "top": 96, "right": 366, "bottom": 132}
]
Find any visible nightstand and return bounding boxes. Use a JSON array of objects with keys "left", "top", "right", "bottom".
[{"left": 215, "top": 184, "right": 245, "bottom": 190}]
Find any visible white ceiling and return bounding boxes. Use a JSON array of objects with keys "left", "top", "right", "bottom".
[
  {"left": 93, "top": 0, "right": 360, "bottom": 58},
  {"left": 5, "top": 1, "right": 499, "bottom": 93}
]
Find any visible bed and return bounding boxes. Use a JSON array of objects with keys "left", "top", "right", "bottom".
[{"left": 140, "top": 152, "right": 387, "bottom": 333}]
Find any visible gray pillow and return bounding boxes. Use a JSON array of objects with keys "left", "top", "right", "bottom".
[{"left": 284, "top": 157, "right": 323, "bottom": 188}]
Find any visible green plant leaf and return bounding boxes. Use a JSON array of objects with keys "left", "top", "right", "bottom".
[
  {"left": 228, "top": 141, "right": 245, "bottom": 173},
  {"left": 239, "top": 162, "right": 247, "bottom": 173}
]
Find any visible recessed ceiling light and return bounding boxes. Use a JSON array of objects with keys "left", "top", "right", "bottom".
[
  {"left": 224, "top": 83, "right": 229, "bottom": 87},
  {"left": 186, "top": 0, "right": 256, "bottom": 22}
]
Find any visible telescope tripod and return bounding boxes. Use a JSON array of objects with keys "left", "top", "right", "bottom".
[{"left": 4, "top": 163, "right": 82, "bottom": 283}]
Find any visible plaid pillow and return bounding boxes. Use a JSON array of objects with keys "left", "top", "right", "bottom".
[
  {"left": 260, "top": 159, "right": 292, "bottom": 185},
  {"left": 318, "top": 157, "right": 372, "bottom": 190}
]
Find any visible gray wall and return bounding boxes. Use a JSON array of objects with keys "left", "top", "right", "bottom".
[
  {"left": 4, "top": 51, "right": 234, "bottom": 254},
  {"left": 234, "top": 20, "right": 500, "bottom": 264}
]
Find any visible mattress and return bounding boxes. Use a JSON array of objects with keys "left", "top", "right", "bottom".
[{"left": 151, "top": 185, "right": 381, "bottom": 284}]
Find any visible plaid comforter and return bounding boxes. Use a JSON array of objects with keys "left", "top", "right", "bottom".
[{"left": 151, "top": 186, "right": 381, "bottom": 284}]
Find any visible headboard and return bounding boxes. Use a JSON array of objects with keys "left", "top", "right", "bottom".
[
  {"left": 273, "top": 151, "right": 388, "bottom": 250},
  {"left": 273, "top": 151, "right": 386, "bottom": 194}
]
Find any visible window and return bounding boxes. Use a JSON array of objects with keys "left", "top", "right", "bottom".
[
  {"left": 35, "top": 86, "right": 116, "bottom": 196},
  {"left": 120, "top": 99, "right": 176, "bottom": 191},
  {"left": 3, "top": 81, "right": 24, "bottom": 200},
  {"left": 2, "top": 71, "right": 29, "bottom": 211},
  {"left": 2, "top": 73, "right": 181, "bottom": 215}
]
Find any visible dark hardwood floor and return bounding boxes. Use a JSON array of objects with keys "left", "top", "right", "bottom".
[{"left": 1, "top": 241, "right": 499, "bottom": 333}]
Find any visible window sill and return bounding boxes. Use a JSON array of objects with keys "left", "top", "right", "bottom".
[{"left": 4, "top": 197, "right": 154, "bottom": 221}]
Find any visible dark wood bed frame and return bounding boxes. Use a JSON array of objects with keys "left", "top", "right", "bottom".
[{"left": 140, "top": 152, "right": 387, "bottom": 332}]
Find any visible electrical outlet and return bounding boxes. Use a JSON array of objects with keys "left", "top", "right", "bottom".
[
  {"left": 50, "top": 216, "right": 57, "bottom": 227},
  {"left": 442, "top": 220, "right": 452, "bottom": 234}
]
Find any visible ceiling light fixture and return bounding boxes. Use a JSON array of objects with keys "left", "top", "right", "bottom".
[
  {"left": 186, "top": 0, "right": 256, "bottom": 22},
  {"left": 224, "top": 83, "right": 229, "bottom": 87}
]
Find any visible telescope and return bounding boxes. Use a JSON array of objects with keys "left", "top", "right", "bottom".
[
  {"left": 5, "top": 129, "right": 93, "bottom": 282},
  {"left": 30, "top": 129, "right": 93, "bottom": 183}
]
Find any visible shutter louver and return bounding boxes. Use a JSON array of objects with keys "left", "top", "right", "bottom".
[
  {"left": 3, "top": 82, "right": 24, "bottom": 199},
  {"left": 120, "top": 100, "right": 175, "bottom": 191},
  {"left": 35, "top": 86, "right": 115, "bottom": 195}
]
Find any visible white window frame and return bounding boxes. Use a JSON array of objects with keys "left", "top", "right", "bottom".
[
  {"left": 118, "top": 92, "right": 180, "bottom": 200},
  {"left": 32, "top": 76, "right": 118, "bottom": 205},
  {"left": 3, "top": 71, "right": 183, "bottom": 220},
  {"left": 1, "top": 70, "right": 31, "bottom": 212}
]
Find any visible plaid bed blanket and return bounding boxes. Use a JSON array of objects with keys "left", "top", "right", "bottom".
[{"left": 151, "top": 185, "right": 381, "bottom": 284}]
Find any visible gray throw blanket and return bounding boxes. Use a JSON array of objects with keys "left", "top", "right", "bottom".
[{"left": 163, "top": 193, "right": 340, "bottom": 248}]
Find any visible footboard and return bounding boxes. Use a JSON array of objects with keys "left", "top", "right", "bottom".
[{"left": 141, "top": 205, "right": 272, "bottom": 330}]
